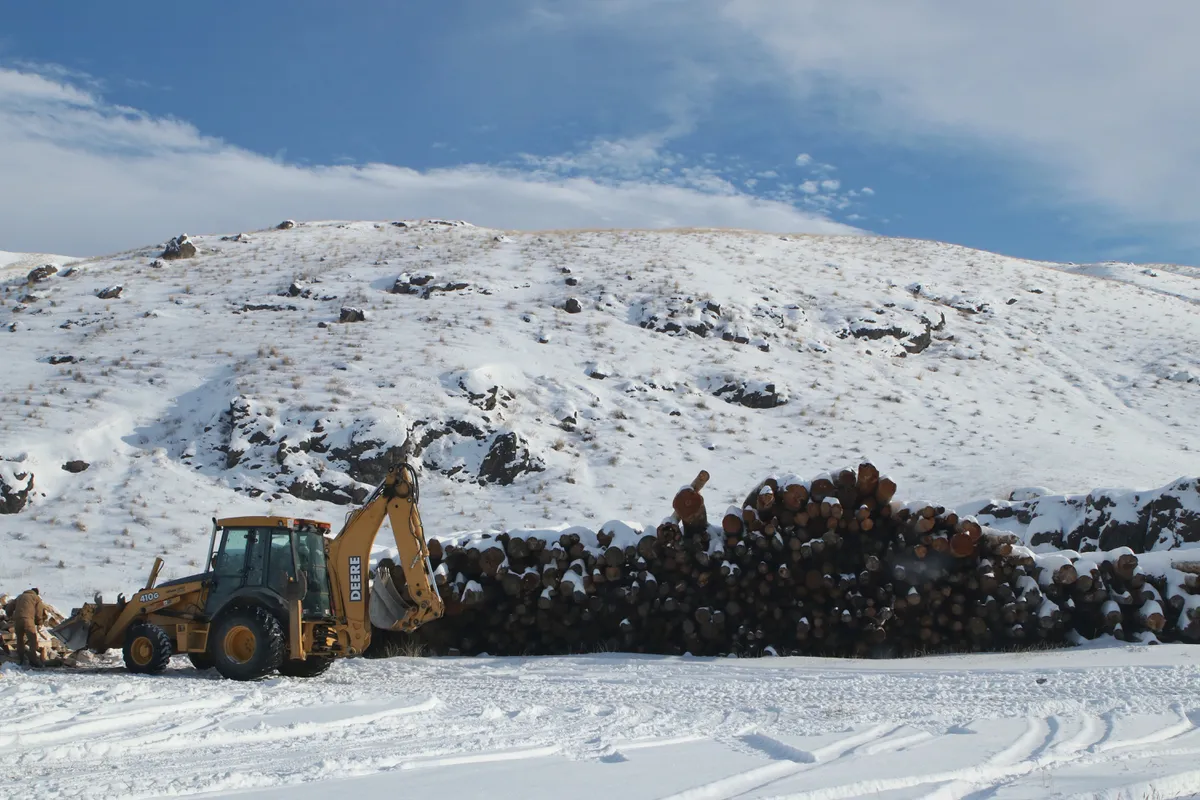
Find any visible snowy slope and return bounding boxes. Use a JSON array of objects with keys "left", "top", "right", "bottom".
[
  {"left": 0, "top": 222, "right": 1197, "bottom": 609},
  {"left": 6, "top": 645, "right": 1200, "bottom": 799}
]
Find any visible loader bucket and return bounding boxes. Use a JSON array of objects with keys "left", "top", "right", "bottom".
[
  {"left": 51, "top": 613, "right": 92, "bottom": 652},
  {"left": 369, "top": 564, "right": 414, "bottom": 631}
]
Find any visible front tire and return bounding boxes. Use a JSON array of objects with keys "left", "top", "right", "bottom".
[
  {"left": 123, "top": 622, "right": 173, "bottom": 674},
  {"left": 279, "top": 655, "right": 334, "bottom": 678},
  {"left": 210, "top": 607, "right": 284, "bottom": 681}
]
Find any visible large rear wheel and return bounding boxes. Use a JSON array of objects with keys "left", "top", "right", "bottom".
[
  {"left": 210, "top": 607, "right": 284, "bottom": 681},
  {"left": 123, "top": 622, "right": 173, "bottom": 674}
]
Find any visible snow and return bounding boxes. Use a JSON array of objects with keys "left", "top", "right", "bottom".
[{"left": 4, "top": 645, "right": 1200, "bottom": 797}]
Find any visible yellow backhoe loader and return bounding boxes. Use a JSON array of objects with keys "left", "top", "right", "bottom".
[{"left": 51, "top": 462, "right": 443, "bottom": 680}]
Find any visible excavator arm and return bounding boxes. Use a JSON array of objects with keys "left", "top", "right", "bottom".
[{"left": 326, "top": 462, "right": 444, "bottom": 655}]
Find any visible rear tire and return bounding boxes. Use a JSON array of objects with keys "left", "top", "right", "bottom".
[
  {"left": 123, "top": 622, "right": 173, "bottom": 674},
  {"left": 210, "top": 607, "right": 284, "bottom": 681},
  {"left": 188, "top": 651, "right": 215, "bottom": 671},
  {"left": 278, "top": 655, "right": 334, "bottom": 678}
]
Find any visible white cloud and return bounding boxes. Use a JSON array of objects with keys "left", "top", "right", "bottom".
[
  {"left": 862, "top": 187, "right": 875, "bottom": 196},
  {"left": 800, "top": 181, "right": 819, "bottom": 194},
  {"left": 0, "top": 68, "right": 859, "bottom": 256},
  {"left": 794, "top": 153, "right": 812, "bottom": 166},
  {"left": 716, "top": 1, "right": 1200, "bottom": 240},
  {"left": 820, "top": 179, "right": 841, "bottom": 192}
]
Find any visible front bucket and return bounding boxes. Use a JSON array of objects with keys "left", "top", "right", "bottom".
[{"left": 51, "top": 615, "right": 91, "bottom": 652}]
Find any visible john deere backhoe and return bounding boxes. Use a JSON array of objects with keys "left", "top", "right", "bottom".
[{"left": 51, "top": 462, "right": 443, "bottom": 680}]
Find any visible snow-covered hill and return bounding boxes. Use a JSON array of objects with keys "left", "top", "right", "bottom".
[{"left": 1, "top": 221, "right": 1197, "bottom": 607}]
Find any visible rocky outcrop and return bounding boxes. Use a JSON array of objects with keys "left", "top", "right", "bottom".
[
  {"left": 61, "top": 461, "right": 89, "bottom": 474},
  {"left": 96, "top": 286, "right": 123, "bottom": 300},
  {"left": 162, "top": 234, "right": 197, "bottom": 260},
  {"left": 711, "top": 379, "right": 789, "bottom": 409},
  {"left": 477, "top": 432, "right": 545, "bottom": 486},
  {"left": 973, "top": 477, "right": 1200, "bottom": 553},
  {"left": 339, "top": 307, "right": 367, "bottom": 323},
  {"left": 564, "top": 298, "right": 583, "bottom": 314},
  {"left": 26, "top": 265, "right": 57, "bottom": 283},
  {"left": 276, "top": 220, "right": 296, "bottom": 230},
  {"left": 0, "top": 465, "right": 33, "bottom": 514},
  {"left": 391, "top": 273, "right": 472, "bottom": 299}
]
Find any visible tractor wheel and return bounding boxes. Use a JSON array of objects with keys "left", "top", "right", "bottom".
[
  {"left": 279, "top": 655, "right": 335, "bottom": 678},
  {"left": 210, "top": 607, "right": 284, "bottom": 681},
  {"left": 188, "top": 651, "right": 215, "bottom": 671},
  {"left": 123, "top": 622, "right": 173, "bottom": 674}
]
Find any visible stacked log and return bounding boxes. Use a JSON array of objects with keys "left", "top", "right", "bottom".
[{"left": 382, "top": 465, "right": 1200, "bottom": 658}]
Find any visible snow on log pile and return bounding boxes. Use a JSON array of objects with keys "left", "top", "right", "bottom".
[{"left": 384, "top": 463, "right": 1200, "bottom": 658}]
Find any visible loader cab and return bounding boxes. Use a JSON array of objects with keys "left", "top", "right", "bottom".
[{"left": 206, "top": 517, "right": 334, "bottom": 619}]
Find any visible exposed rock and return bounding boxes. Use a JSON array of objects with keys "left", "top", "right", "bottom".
[
  {"left": 162, "top": 234, "right": 197, "bottom": 260},
  {"left": 339, "top": 307, "right": 367, "bottom": 323},
  {"left": 390, "top": 273, "right": 472, "bottom": 299},
  {"left": 220, "top": 233, "right": 252, "bottom": 242},
  {"left": 26, "top": 265, "right": 57, "bottom": 283},
  {"left": 150, "top": 259, "right": 165, "bottom": 269},
  {"left": 0, "top": 465, "right": 33, "bottom": 514},
  {"left": 478, "top": 432, "right": 545, "bottom": 486},
  {"left": 975, "top": 477, "right": 1200, "bottom": 553},
  {"left": 61, "top": 461, "right": 90, "bottom": 474},
  {"left": 47, "top": 354, "right": 77, "bottom": 365},
  {"left": 565, "top": 277, "right": 579, "bottom": 286},
  {"left": 711, "top": 379, "right": 789, "bottom": 409},
  {"left": 287, "top": 477, "right": 364, "bottom": 506},
  {"left": 564, "top": 297, "right": 583, "bottom": 314},
  {"left": 96, "top": 286, "right": 123, "bottom": 300},
  {"left": 586, "top": 362, "right": 612, "bottom": 380},
  {"left": 277, "top": 220, "right": 296, "bottom": 230},
  {"left": 241, "top": 303, "right": 298, "bottom": 313}
]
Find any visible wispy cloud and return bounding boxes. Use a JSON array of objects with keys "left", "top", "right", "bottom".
[{"left": 0, "top": 66, "right": 861, "bottom": 256}]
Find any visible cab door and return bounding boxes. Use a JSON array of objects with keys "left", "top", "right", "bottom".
[{"left": 204, "top": 528, "right": 260, "bottom": 614}]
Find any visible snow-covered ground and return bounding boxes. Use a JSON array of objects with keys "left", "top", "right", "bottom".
[{"left": 5, "top": 644, "right": 1200, "bottom": 799}]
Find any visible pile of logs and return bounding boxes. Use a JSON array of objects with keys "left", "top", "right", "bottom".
[{"left": 386, "top": 464, "right": 1200, "bottom": 658}]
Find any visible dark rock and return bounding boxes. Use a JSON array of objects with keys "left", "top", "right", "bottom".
[
  {"left": 96, "top": 286, "right": 123, "bottom": 300},
  {"left": 339, "top": 307, "right": 367, "bottom": 323},
  {"left": 287, "top": 477, "right": 363, "bottom": 506},
  {"left": 277, "top": 220, "right": 296, "bottom": 230},
  {"left": 242, "top": 303, "right": 298, "bottom": 313},
  {"left": 586, "top": 362, "right": 611, "bottom": 380},
  {"left": 975, "top": 478, "right": 1200, "bottom": 553},
  {"left": 318, "top": 321, "right": 329, "bottom": 329},
  {"left": 162, "top": 234, "right": 197, "bottom": 260},
  {"left": 150, "top": 259, "right": 165, "bottom": 269},
  {"left": 0, "top": 466, "right": 33, "bottom": 514},
  {"left": 565, "top": 277, "right": 579, "bottom": 286},
  {"left": 564, "top": 298, "right": 583, "bottom": 314},
  {"left": 27, "top": 265, "right": 58, "bottom": 283},
  {"left": 220, "top": 233, "right": 251, "bottom": 242},
  {"left": 712, "top": 380, "right": 789, "bottom": 409},
  {"left": 478, "top": 432, "right": 545, "bottom": 486},
  {"left": 62, "top": 461, "right": 90, "bottom": 473},
  {"left": 48, "top": 354, "right": 77, "bottom": 365}
]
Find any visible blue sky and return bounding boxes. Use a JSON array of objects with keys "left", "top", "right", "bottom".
[{"left": 2, "top": 1, "right": 1198, "bottom": 263}]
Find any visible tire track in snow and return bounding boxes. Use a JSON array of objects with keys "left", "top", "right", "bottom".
[{"left": 657, "top": 725, "right": 894, "bottom": 800}]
